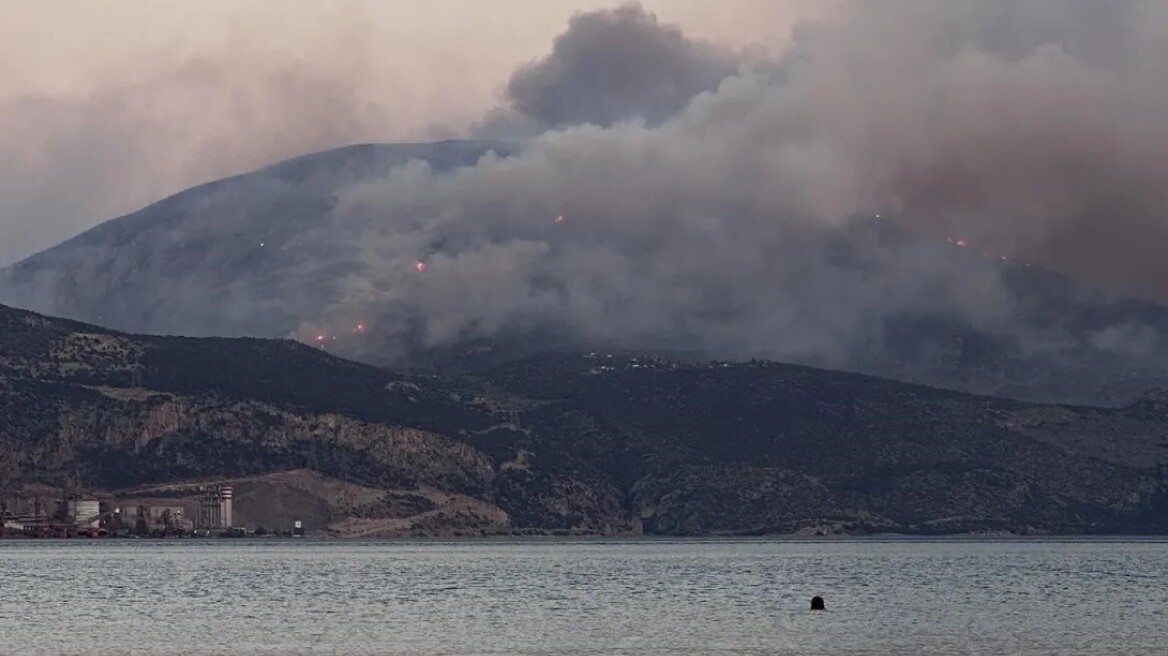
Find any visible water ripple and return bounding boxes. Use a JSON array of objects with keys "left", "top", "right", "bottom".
[{"left": 0, "top": 538, "right": 1165, "bottom": 655}]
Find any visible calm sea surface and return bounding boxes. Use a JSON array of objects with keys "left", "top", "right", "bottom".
[{"left": 1, "top": 538, "right": 1165, "bottom": 655}]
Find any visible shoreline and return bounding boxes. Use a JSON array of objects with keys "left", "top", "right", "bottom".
[{"left": 5, "top": 532, "right": 1168, "bottom": 544}]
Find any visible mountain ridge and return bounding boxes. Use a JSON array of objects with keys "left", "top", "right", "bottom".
[{"left": 3, "top": 303, "right": 1167, "bottom": 536}]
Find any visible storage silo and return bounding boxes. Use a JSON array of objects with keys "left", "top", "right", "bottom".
[
  {"left": 220, "top": 485, "right": 233, "bottom": 528},
  {"left": 73, "top": 499, "right": 101, "bottom": 527}
]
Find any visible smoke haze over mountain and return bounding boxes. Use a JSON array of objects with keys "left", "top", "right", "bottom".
[
  {"left": 306, "top": 0, "right": 1168, "bottom": 361},
  {"left": 0, "top": 0, "right": 813, "bottom": 267},
  {"left": 3, "top": 1, "right": 1168, "bottom": 403}
]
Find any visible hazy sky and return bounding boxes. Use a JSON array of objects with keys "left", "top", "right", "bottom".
[{"left": 0, "top": 1, "right": 826, "bottom": 266}]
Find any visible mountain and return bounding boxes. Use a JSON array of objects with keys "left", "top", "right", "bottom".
[
  {"left": 0, "top": 140, "right": 518, "bottom": 338},
  {"left": 4, "top": 140, "right": 1168, "bottom": 406},
  {"left": 3, "top": 303, "right": 1167, "bottom": 536}
]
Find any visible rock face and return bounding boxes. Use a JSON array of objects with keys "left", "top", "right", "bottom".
[{"left": 2, "top": 304, "right": 1168, "bottom": 535}]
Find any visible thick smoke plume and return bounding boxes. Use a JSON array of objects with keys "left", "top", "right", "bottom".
[
  {"left": 308, "top": 0, "right": 1168, "bottom": 368},
  {"left": 808, "top": 0, "right": 1168, "bottom": 296},
  {"left": 486, "top": 4, "right": 741, "bottom": 132}
]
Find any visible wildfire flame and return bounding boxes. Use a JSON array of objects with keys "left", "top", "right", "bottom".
[{"left": 414, "top": 261, "right": 426, "bottom": 272}]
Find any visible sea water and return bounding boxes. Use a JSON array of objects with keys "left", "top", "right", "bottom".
[{"left": 1, "top": 538, "right": 1165, "bottom": 655}]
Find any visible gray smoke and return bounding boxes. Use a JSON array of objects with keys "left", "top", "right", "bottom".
[
  {"left": 305, "top": 0, "right": 1168, "bottom": 369},
  {"left": 504, "top": 3, "right": 740, "bottom": 129},
  {"left": 472, "top": 3, "right": 757, "bottom": 139},
  {"left": 808, "top": 0, "right": 1168, "bottom": 298}
]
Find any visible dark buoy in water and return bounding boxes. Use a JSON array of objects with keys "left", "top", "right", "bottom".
[{"left": 810, "top": 596, "right": 825, "bottom": 610}]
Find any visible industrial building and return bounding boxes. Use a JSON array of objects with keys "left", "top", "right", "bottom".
[
  {"left": 1, "top": 495, "right": 113, "bottom": 538},
  {"left": 195, "top": 484, "right": 234, "bottom": 530},
  {"left": 114, "top": 504, "right": 193, "bottom": 533},
  {"left": 2, "top": 483, "right": 237, "bottom": 538},
  {"left": 68, "top": 499, "right": 102, "bottom": 528}
]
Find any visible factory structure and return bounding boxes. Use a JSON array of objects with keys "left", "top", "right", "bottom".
[
  {"left": 0, "top": 483, "right": 260, "bottom": 539},
  {"left": 195, "top": 484, "right": 233, "bottom": 531},
  {"left": 0, "top": 495, "right": 110, "bottom": 538}
]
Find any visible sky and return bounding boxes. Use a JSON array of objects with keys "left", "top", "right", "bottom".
[{"left": 0, "top": 0, "right": 826, "bottom": 266}]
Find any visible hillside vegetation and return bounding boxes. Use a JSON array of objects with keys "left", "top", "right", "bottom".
[{"left": 3, "top": 304, "right": 1167, "bottom": 536}]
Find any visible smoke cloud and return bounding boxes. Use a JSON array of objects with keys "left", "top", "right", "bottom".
[
  {"left": 3, "top": 1, "right": 1168, "bottom": 403},
  {"left": 302, "top": 0, "right": 1167, "bottom": 365},
  {"left": 802, "top": 0, "right": 1168, "bottom": 297},
  {"left": 499, "top": 4, "right": 741, "bottom": 130},
  {"left": 319, "top": 76, "right": 1007, "bottom": 369}
]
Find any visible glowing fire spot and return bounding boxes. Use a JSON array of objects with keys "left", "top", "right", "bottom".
[
  {"left": 554, "top": 214, "right": 565, "bottom": 223},
  {"left": 354, "top": 323, "right": 366, "bottom": 334},
  {"left": 414, "top": 261, "right": 426, "bottom": 272},
  {"left": 954, "top": 238, "right": 967, "bottom": 247},
  {"left": 314, "top": 334, "right": 326, "bottom": 343}
]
